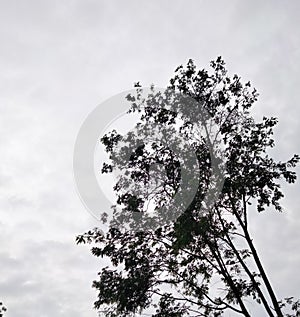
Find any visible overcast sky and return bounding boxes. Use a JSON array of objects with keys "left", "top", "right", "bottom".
[{"left": 0, "top": 1, "right": 300, "bottom": 316}]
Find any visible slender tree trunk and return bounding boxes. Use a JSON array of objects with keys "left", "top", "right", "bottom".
[
  {"left": 207, "top": 241, "right": 251, "bottom": 317},
  {"left": 215, "top": 206, "right": 275, "bottom": 317},
  {"left": 229, "top": 197, "right": 284, "bottom": 317},
  {"left": 243, "top": 229, "right": 284, "bottom": 317}
]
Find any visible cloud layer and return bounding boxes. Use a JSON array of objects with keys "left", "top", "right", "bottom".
[{"left": 0, "top": 1, "right": 299, "bottom": 316}]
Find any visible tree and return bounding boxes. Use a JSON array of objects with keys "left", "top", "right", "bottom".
[{"left": 77, "top": 57, "right": 300, "bottom": 316}]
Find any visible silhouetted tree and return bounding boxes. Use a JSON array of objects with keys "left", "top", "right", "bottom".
[{"left": 77, "top": 57, "right": 300, "bottom": 316}]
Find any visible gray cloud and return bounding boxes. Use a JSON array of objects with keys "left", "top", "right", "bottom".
[{"left": 0, "top": 0, "right": 299, "bottom": 316}]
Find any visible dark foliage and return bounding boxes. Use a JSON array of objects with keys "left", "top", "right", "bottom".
[
  {"left": 77, "top": 57, "right": 300, "bottom": 316},
  {"left": 0, "top": 302, "right": 6, "bottom": 317}
]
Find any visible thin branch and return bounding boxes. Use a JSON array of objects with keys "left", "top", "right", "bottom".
[{"left": 228, "top": 193, "right": 284, "bottom": 317}]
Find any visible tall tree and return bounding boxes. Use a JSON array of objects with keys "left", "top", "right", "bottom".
[{"left": 77, "top": 57, "right": 300, "bottom": 316}]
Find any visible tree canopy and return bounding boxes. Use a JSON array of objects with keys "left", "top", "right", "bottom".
[{"left": 77, "top": 57, "right": 300, "bottom": 317}]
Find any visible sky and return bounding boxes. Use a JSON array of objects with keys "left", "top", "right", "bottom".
[{"left": 0, "top": 0, "right": 300, "bottom": 316}]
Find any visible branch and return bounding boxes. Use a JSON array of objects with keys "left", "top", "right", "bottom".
[
  {"left": 228, "top": 193, "right": 284, "bottom": 317},
  {"left": 215, "top": 205, "right": 275, "bottom": 317}
]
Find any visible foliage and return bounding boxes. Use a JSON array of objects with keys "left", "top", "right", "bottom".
[
  {"left": 77, "top": 57, "right": 300, "bottom": 316},
  {"left": 0, "top": 302, "right": 6, "bottom": 317}
]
